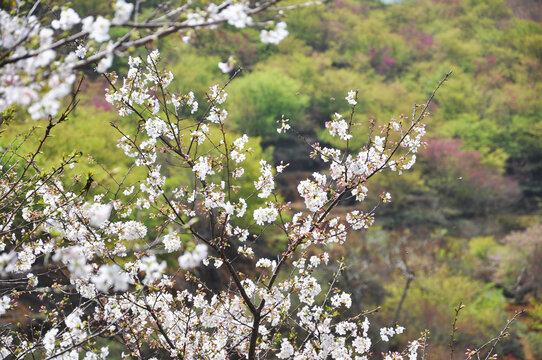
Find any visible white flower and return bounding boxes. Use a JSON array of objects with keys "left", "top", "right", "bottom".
[
  {"left": 361, "top": 317, "right": 370, "bottom": 337},
  {"left": 233, "top": 167, "right": 245, "bottom": 178},
  {"left": 408, "top": 340, "right": 420, "bottom": 360},
  {"left": 297, "top": 177, "right": 328, "bottom": 212},
  {"left": 295, "top": 275, "right": 321, "bottom": 304},
  {"left": 0, "top": 296, "right": 10, "bottom": 316},
  {"left": 374, "top": 135, "right": 385, "bottom": 152},
  {"left": 192, "top": 244, "right": 208, "bottom": 261},
  {"left": 88, "top": 203, "right": 112, "bottom": 227},
  {"left": 254, "top": 160, "right": 275, "bottom": 198},
  {"left": 119, "top": 221, "right": 147, "bottom": 240},
  {"left": 221, "top": 3, "right": 253, "bottom": 28},
  {"left": 277, "top": 338, "right": 295, "bottom": 359},
  {"left": 85, "top": 16, "right": 111, "bottom": 42},
  {"left": 178, "top": 252, "right": 198, "bottom": 269},
  {"left": 39, "top": 28, "right": 54, "bottom": 46},
  {"left": 51, "top": 8, "right": 81, "bottom": 30},
  {"left": 96, "top": 52, "right": 113, "bottom": 73},
  {"left": 381, "top": 192, "right": 392, "bottom": 203},
  {"left": 147, "top": 49, "right": 160, "bottom": 64},
  {"left": 75, "top": 45, "right": 87, "bottom": 58},
  {"left": 43, "top": 328, "right": 58, "bottom": 354},
  {"left": 92, "top": 264, "right": 131, "bottom": 292},
  {"left": 218, "top": 61, "right": 230, "bottom": 74},
  {"left": 346, "top": 90, "right": 357, "bottom": 105},
  {"left": 209, "top": 84, "right": 228, "bottom": 104},
  {"left": 145, "top": 117, "right": 169, "bottom": 138},
  {"left": 113, "top": 0, "right": 134, "bottom": 25},
  {"left": 0, "top": 347, "right": 9, "bottom": 360},
  {"left": 236, "top": 242, "right": 253, "bottom": 255},
  {"left": 353, "top": 336, "right": 371, "bottom": 355},
  {"left": 65, "top": 309, "right": 83, "bottom": 329},
  {"left": 27, "top": 273, "right": 38, "bottom": 287},
  {"left": 325, "top": 112, "right": 351, "bottom": 141},
  {"left": 187, "top": 91, "right": 198, "bottom": 113},
  {"left": 207, "top": 107, "right": 227, "bottom": 123},
  {"left": 380, "top": 327, "right": 396, "bottom": 342},
  {"left": 260, "top": 22, "right": 289, "bottom": 44},
  {"left": 230, "top": 150, "right": 246, "bottom": 164},
  {"left": 253, "top": 206, "right": 278, "bottom": 226},
  {"left": 218, "top": 56, "right": 235, "bottom": 73},
  {"left": 163, "top": 233, "right": 182, "bottom": 252},
  {"left": 256, "top": 258, "right": 276, "bottom": 269},
  {"left": 309, "top": 256, "right": 321, "bottom": 267},
  {"left": 277, "top": 116, "right": 291, "bottom": 133},
  {"left": 81, "top": 16, "right": 94, "bottom": 33},
  {"left": 139, "top": 255, "right": 166, "bottom": 285},
  {"left": 330, "top": 292, "right": 352, "bottom": 308},
  {"left": 12, "top": 87, "right": 37, "bottom": 106},
  {"left": 178, "top": 244, "right": 207, "bottom": 269},
  {"left": 193, "top": 156, "right": 214, "bottom": 180},
  {"left": 213, "top": 258, "right": 223, "bottom": 268}
]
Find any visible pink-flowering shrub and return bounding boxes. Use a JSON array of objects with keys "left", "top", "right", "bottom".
[
  {"left": 368, "top": 46, "right": 398, "bottom": 77},
  {"left": 421, "top": 137, "right": 521, "bottom": 216}
]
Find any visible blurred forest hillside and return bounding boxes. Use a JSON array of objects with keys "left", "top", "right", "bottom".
[{"left": 3, "top": 0, "right": 542, "bottom": 358}]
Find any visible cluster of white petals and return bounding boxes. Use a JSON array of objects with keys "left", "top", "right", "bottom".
[
  {"left": 0, "top": 296, "right": 10, "bottom": 316},
  {"left": 0, "top": 0, "right": 288, "bottom": 120},
  {"left": 326, "top": 112, "right": 352, "bottom": 140},
  {"left": 298, "top": 173, "right": 328, "bottom": 212},
  {"left": 346, "top": 90, "right": 357, "bottom": 105},
  {"left": 113, "top": 0, "right": 134, "bottom": 25},
  {"left": 380, "top": 325, "right": 405, "bottom": 342},
  {"left": 221, "top": 3, "right": 254, "bottom": 28},
  {"left": 178, "top": 244, "right": 208, "bottom": 269},
  {"left": 83, "top": 16, "right": 111, "bottom": 42},
  {"left": 260, "top": 22, "right": 289, "bottom": 44},
  {"left": 253, "top": 204, "right": 279, "bottom": 225},
  {"left": 0, "top": 35, "right": 436, "bottom": 358},
  {"left": 255, "top": 160, "right": 275, "bottom": 198},
  {"left": 52, "top": 8, "right": 81, "bottom": 31},
  {"left": 218, "top": 55, "right": 235, "bottom": 73}
]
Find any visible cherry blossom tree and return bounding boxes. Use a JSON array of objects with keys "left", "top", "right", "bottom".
[{"left": 0, "top": 1, "right": 517, "bottom": 360}]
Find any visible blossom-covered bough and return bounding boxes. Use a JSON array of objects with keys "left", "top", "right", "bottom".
[
  {"left": 0, "top": 0, "right": 293, "bottom": 120},
  {"left": 0, "top": 41, "right": 450, "bottom": 357}
]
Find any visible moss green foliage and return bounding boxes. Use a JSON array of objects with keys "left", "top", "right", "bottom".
[
  {"left": 384, "top": 267, "right": 508, "bottom": 357},
  {"left": 525, "top": 301, "right": 542, "bottom": 358},
  {"left": 228, "top": 69, "right": 309, "bottom": 138}
]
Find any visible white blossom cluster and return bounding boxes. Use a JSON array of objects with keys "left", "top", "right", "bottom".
[
  {"left": 326, "top": 112, "right": 352, "bottom": 140},
  {"left": 0, "top": 46, "right": 433, "bottom": 359},
  {"left": 178, "top": 244, "right": 208, "bottom": 269},
  {"left": 218, "top": 55, "right": 236, "bottom": 73},
  {"left": 0, "top": 0, "right": 289, "bottom": 120},
  {"left": 260, "top": 22, "right": 289, "bottom": 44},
  {"left": 298, "top": 172, "right": 329, "bottom": 212},
  {"left": 255, "top": 160, "right": 276, "bottom": 198},
  {"left": 0, "top": 2, "right": 133, "bottom": 120},
  {"left": 253, "top": 204, "right": 279, "bottom": 225}
]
